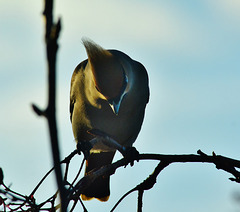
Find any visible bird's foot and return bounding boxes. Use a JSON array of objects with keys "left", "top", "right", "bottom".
[
  {"left": 86, "top": 129, "right": 139, "bottom": 166},
  {"left": 123, "top": 147, "right": 139, "bottom": 167},
  {"left": 76, "top": 141, "right": 92, "bottom": 160}
]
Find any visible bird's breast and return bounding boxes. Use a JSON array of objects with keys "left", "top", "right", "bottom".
[{"left": 73, "top": 94, "right": 144, "bottom": 152}]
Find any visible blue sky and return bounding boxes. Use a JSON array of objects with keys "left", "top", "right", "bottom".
[{"left": 1, "top": 0, "right": 240, "bottom": 211}]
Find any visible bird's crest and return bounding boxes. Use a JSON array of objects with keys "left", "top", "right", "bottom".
[
  {"left": 82, "top": 38, "right": 124, "bottom": 101},
  {"left": 82, "top": 38, "right": 112, "bottom": 64}
]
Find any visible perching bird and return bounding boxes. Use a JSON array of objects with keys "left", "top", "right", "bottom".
[{"left": 70, "top": 38, "right": 149, "bottom": 201}]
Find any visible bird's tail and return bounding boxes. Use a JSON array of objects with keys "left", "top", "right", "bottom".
[{"left": 81, "top": 151, "right": 115, "bottom": 202}]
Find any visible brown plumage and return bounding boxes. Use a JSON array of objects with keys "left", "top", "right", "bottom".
[{"left": 70, "top": 39, "right": 149, "bottom": 201}]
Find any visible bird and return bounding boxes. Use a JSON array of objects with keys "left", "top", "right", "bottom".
[{"left": 70, "top": 38, "right": 149, "bottom": 201}]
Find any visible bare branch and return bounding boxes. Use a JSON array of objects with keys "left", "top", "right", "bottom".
[
  {"left": 110, "top": 161, "right": 169, "bottom": 211},
  {"left": 137, "top": 190, "right": 144, "bottom": 212},
  {"left": 1, "top": 149, "right": 240, "bottom": 211},
  {"left": 70, "top": 150, "right": 240, "bottom": 211},
  {"left": 31, "top": 0, "right": 67, "bottom": 210},
  {"left": 110, "top": 187, "right": 136, "bottom": 212}
]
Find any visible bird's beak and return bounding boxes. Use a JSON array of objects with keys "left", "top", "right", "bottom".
[{"left": 109, "top": 100, "right": 121, "bottom": 115}]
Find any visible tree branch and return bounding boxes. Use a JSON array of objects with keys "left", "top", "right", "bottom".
[
  {"left": 69, "top": 150, "right": 240, "bottom": 211},
  {"left": 1, "top": 149, "right": 240, "bottom": 211},
  {"left": 137, "top": 189, "right": 144, "bottom": 212},
  {"left": 32, "top": 0, "right": 67, "bottom": 211}
]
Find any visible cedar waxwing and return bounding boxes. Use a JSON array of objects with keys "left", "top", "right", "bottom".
[{"left": 70, "top": 39, "right": 149, "bottom": 201}]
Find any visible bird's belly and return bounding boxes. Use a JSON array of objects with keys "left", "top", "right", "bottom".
[
  {"left": 73, "top": 101, "right": 143, "bottom": 152},
  {"left": 89, "top": 109, "right": 136, "bottom": 148}
]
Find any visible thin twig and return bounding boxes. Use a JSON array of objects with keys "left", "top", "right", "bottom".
[
  {"left": 110, "top": 161, "right": 169, "bottom": 212},
  {"left": 30, "top": 167, "right": 55, "bottom": 197},
  {"left": 137, "top": 190, "right": 144, "bottom": 212},
  {"left": 110, "top": 188, "right": 136, "bottom": 212},
  {"left": 2, "top": 183, "right": 26, "bottom": 199},
  {"left": 30, "top": 149, "right": 78, "bottom": 198},
  {"left": 71, "top": 158, "right": 85, "bottom": 186}
]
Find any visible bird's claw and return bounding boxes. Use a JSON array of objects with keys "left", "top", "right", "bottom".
[
  {"left": 76, "top": 141, "right": 92, "bottom": 160},
  {"left": 123, "top": 147, "right": 139, "bottom": 166}
]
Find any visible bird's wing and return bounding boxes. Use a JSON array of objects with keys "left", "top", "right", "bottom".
[{"left": 69, "top": 60, "right": 88, "bottom": 123}]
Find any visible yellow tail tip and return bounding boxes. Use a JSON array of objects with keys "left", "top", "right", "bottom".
[{"left": 81, "top": 194, "right": 110, "bottom": 202}]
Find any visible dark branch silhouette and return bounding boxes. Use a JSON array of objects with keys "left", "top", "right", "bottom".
[
  {"left": 31, "top": 0, "right": 67, "bottom": 211},
  {"left": 1, "top": 149, "right": 240, "bottom": 211}
]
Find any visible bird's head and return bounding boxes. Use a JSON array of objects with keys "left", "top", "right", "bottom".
[{"left": 83, "top": 38, "right": 127, "bottom": 115}]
